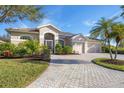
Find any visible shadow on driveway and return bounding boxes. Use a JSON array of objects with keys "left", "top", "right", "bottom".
[{"left": 50, "top": 59, "right": 91, "bottom": 64}]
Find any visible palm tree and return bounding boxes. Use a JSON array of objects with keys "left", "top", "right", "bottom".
[
  {"left": 111, "top": 23, "right": 124, "bottom": 59},
  {"left": 90, "top": 17, "right": 115, "bottom": 60}
]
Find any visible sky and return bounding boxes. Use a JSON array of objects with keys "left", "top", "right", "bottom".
[{"left": 0, "top": 5, "right": 123, "bottom": 36}]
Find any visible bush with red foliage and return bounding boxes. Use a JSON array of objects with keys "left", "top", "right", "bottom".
[{"left": 3, "top": 50, "right": 13, "bottom": 57}]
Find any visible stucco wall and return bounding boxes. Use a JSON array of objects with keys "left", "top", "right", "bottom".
[
  {"left": 39, "top": 26, "right": 59, "bottom": 45},
  {"left": 10, "top": 32, "right": 39, "bottom": 45}
]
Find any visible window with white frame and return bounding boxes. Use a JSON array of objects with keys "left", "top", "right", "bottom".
[{"left": 20, "top": 35, "right": 32, "bottom": 40}]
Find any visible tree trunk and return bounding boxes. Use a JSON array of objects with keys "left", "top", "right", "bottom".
[
  {"left": 114, "top": 43, "right": 118, "bottom": 60},
  {"left": 108, "top": 39, "right": 113, "bottom": 60},
  {"left": 105, "top": 39, "right": 107, "bottom": 46}
]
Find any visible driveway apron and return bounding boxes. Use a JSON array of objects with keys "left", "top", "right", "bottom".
[{"left": 27, "top": 53, "right": 124, "bottom": 88}]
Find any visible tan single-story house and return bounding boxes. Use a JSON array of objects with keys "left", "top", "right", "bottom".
[{"left": 6, "top": 24, "right": 101, "bottom": 54}]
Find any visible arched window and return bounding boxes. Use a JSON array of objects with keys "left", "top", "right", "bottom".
[
  {"left": 20, "top": 35, "right": 32, "bottom": 40},
  {"left": 44, "top": 33, "right": 54, "bottom": 40}
]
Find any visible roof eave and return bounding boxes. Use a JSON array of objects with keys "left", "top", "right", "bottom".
[{"left": 5, "top": 29, "right": 39, "bottom": 34}]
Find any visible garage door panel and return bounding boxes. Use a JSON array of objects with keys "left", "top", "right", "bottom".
[
  {"left": 73, "top": 43, "right": 84, "bottom": 54},
  {"left": 87, "top": 42, "right": 101, "bottom": 53}
]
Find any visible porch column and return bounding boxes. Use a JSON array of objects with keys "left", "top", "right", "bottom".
[
  {"left": 54, "top": 33, "right": 59, "bottom": 53},
  {"left": 54, "top": 33, "right": 59, "bottom": 45},
  {"left": 84, "top": 41, "right": 88, "bottom": 53},
  {"left": 39, "top": 32, "right": 44, "bottom": 45}
]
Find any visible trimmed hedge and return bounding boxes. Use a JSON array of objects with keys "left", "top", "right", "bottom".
[
  {"left": 102, "top": 46, "right": 124, "bottom": 54},
  {"left": 55, "top": 43, "right": 63, "bottom": 54},
  {"left": 55, "top": 43, "right": 72, "bottom": 55},
  {"left": 63, "top": 46, "right": 72, "bottom": 54}
]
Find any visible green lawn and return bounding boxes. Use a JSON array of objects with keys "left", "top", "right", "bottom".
[
  {"left": 0, "top": 59, "right": 49, "bottom": 88},
  {"left": 92, "top": 58, "right": 124, "bottom": 71}
]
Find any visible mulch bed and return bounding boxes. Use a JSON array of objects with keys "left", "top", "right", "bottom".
[
  {"left": 0, "top": 55, "right": 41, "bottom": 59},
  {"left": 102, "top": 59, "right": 124, "bottom": 65},
  {"left": 0, "top": 56, "right": 50, "bottom": 62}
]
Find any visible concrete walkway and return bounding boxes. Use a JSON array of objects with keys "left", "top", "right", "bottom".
[{"left": 27, "top": 53, "right": 124, "bottom": 88}]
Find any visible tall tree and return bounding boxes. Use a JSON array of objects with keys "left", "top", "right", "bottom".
[
  {"left": 111, "top": 23, "right": 124, "bottom": 59},
  {"left": 120, "top": 5, "right": 124, "bottom": 48},
  {"left": 90, "top": 17, "right": 115, "bottom": 60},
  {"left": 120, "top": 5, "right": 124, "bottom": 17},
  {"left": 0, "top": 5, "right": 44, "bottom": 23}
]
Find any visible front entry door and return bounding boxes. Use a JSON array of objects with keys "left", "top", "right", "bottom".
[{"left": 45, "top": 40, "right": 54, "bottom": 53}]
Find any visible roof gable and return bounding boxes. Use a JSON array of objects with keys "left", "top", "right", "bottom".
[
  {"left": 71, "top": 34, "right": 86, "bottom": 42},
  {"left": 71, "top": 34, "right": 86, "bottom": 40},
  {"left": 37, "top": 24, "right": 62, "bottom": 33}
]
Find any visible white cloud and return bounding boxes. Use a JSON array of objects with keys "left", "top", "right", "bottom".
[{"left": 83, "top": 20, "right": 96, "bottom": 27}]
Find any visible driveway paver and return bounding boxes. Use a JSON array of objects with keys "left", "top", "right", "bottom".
[{"left": 27, "top": 53, "right": 124, "bottom": 88}]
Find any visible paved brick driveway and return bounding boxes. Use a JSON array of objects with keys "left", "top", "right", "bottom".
[{"left": 28, "top": 53, "right": 124, "bottom": 88}]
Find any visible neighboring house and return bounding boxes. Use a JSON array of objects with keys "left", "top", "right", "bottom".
[
  {"left": 6, "top": 24, "right": 101, "bottom": 54},
  {"left": 0, "top": 40, "right": 5, "bottom": 43}
]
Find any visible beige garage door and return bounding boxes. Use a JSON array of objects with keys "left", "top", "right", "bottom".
[
  {"left": 73, "top": 43, "right": 84, "bottom": 54},
  {"left": 87, "top": 42, "right": 101, "bottom": 53}
]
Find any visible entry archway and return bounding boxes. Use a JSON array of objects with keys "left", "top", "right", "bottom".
[{"left": 44, "top": 33, "right": 55, "bottom": 53}]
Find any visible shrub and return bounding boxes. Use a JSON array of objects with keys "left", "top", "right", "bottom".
[
  {"left": 55, "top": 43, "right": 63, "bottom": 54},
  {"left": 114, "top": 48, "right": 124, "bottom": 54},
  {"left": 24, "top": 40, "right": 41, "bottom": 55},
  {"left": 16, "top": 47, "right": 28, "bottom": 57},
  {"left": 0, "top": 43, "right": 16, "bottom": 56},
  {"left": 41, "top": 46, "right": 50, "bottom": 61},
  {"left": 16, "top": 42, "right": 32, "bottom": 57},
  {"left": 62, "top": 46, "right": 72, "bottom": 54},
  {"left": 0, "top": 51, "right": 2, "bottom": 56},
  {"left": 0, "top": 40, "right": 46, "bottom": 58},
  {"left": 3, "top": 50, "right": 13, "bottom": 57},
  {"left": 102, "top": 46, "right": 109, "bottom": 53},
  {"left": 15, "top": 40, "right": 42, "bottom": 57}
]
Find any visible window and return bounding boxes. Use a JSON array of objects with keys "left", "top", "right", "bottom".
[
  {"left": 59, "top": 40, "right": 64, "bottom": 47},
  {"left": 20, "top": 36, "right": 32, "bottom": 40}
]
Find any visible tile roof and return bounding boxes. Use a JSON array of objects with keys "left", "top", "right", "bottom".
[{"left": 6, "top": 28, "right": 39, "bottom": 34}]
